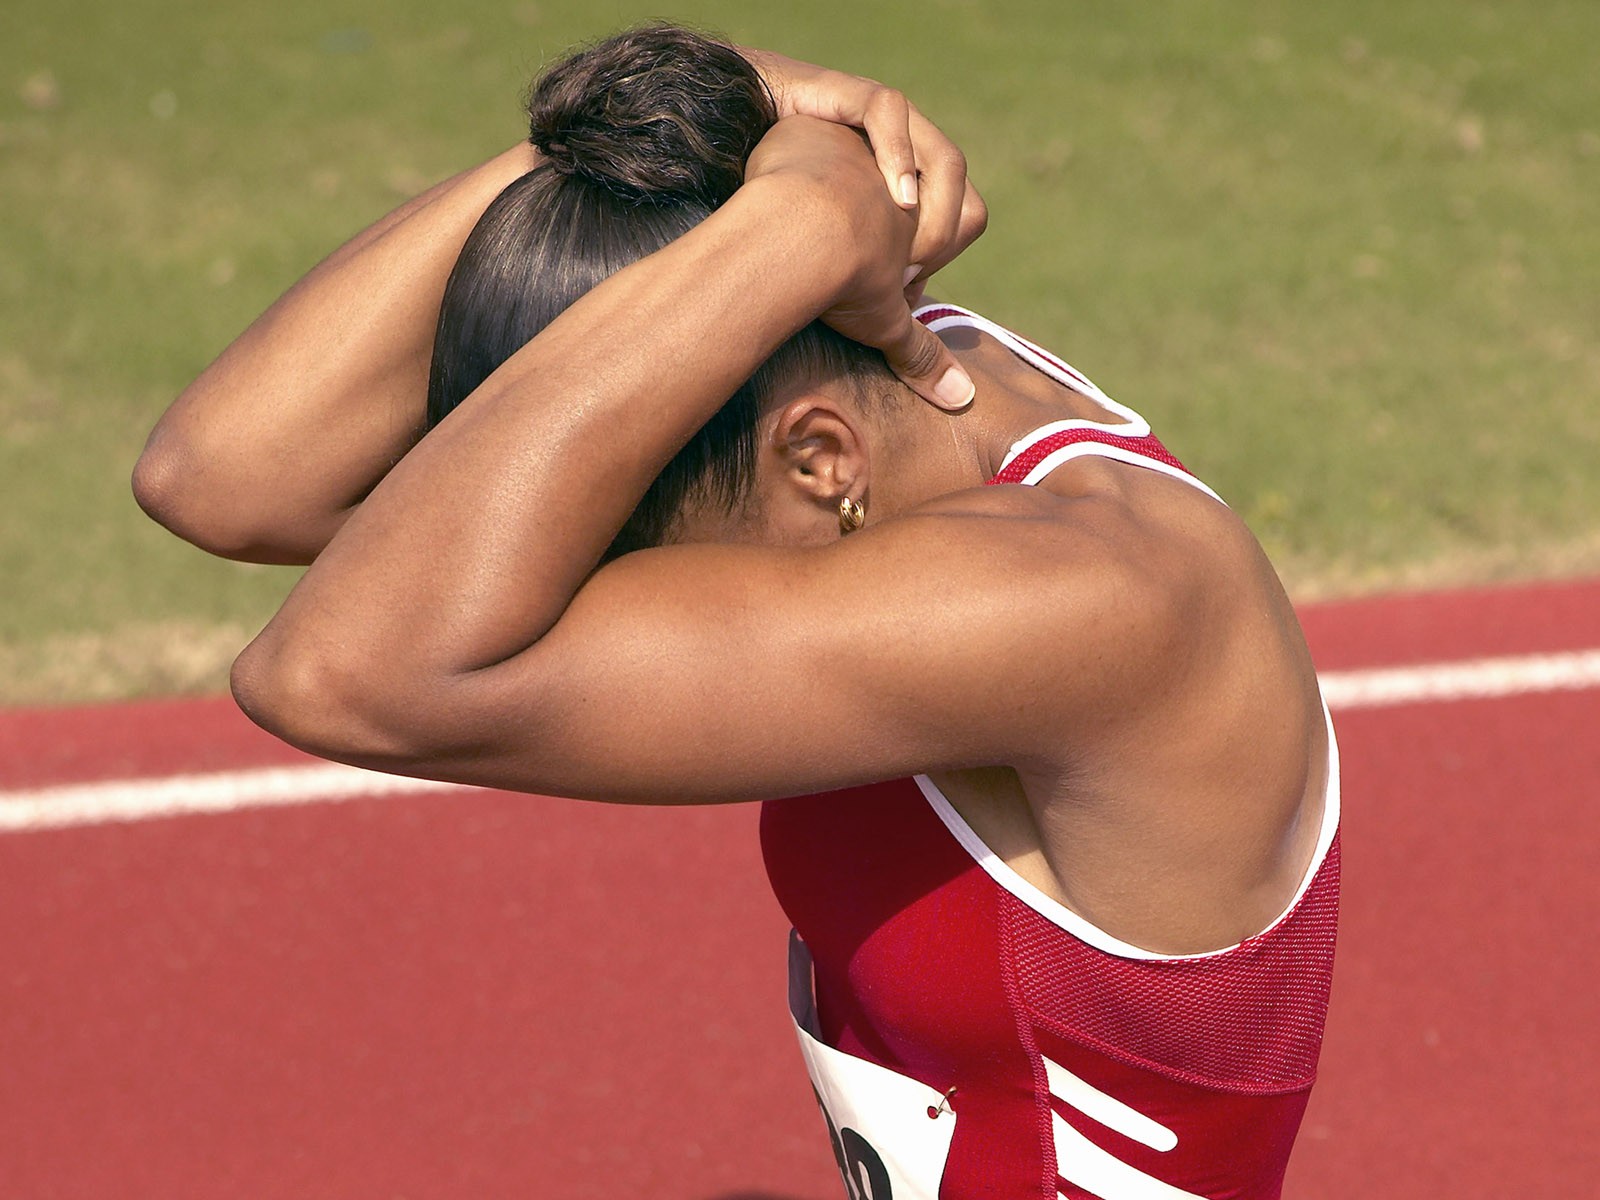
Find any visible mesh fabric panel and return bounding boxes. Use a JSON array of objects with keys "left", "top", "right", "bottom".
[{"left": 1010, "top": 836, "right": 1340, "bottom": 1094}]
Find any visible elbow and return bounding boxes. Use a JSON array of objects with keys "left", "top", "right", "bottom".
[
  {"left": 231, "top": 633, "right": 350, "bottom": 763},
  {"left": 130, "top": 433, "right": 189, "bottom": 534},
  {"left": 131, "top": 430, "right": 245, "bottom": 558},
  {"left": 132, "top": 426, "right": 311, "bottom": 563},
  {"left": 230, "top": 628, "right": 461, "bottom": 772}
]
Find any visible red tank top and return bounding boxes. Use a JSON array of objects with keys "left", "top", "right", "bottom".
[{"left": 760, "top": 303, "right": 1340, "bottom": 1200}]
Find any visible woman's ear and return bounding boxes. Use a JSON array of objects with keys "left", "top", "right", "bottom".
[{"left": 770, "top": 397, "right": 869, "bottom": 508}]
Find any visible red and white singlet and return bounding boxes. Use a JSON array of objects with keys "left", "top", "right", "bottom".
[{"left": 760, "top": 303, "right": 1340, "bottom": 1200}]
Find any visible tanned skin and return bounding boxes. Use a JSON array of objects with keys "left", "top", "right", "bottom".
[
  {"left": 138, "top": 58, "right": 1325, "bottom": 958},
  {"left": 132, "top": 51, "right": 981, "bottom": 564}
]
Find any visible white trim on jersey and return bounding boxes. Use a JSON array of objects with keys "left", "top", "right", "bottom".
[
  {"left": 1013, "top": 442, "right": 1226, "bottom": 504},
  {"left": 913, "top": 705, "right": 1341, "bottom": 963},
  {"left": 914, "top": 302, "right": 1134, "bottom": 422},
  {"left": 912, "top": 301, "right": 1226, "bottom": 505},
  {"left": 908, "top": 301, "right": 1336, "bottom": 961}
]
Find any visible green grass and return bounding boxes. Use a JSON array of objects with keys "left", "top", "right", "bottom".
[{"left": 3, "top": 0, "right": 1598, "bottom": 703}]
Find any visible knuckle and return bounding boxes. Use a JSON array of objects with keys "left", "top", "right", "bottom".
[
  {"left": 899, "top": 329, "right": 944, "bottom": 379},
  {"left": 867, "top": 85, "right": 908, "bottom": 115},
  {"left": 966, "top": 195, "right": 990, "bottom": 239}
]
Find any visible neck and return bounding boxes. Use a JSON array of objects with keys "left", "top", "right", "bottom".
[{"left": 870, "top": 329, "right": 1076, "bottom": 517}]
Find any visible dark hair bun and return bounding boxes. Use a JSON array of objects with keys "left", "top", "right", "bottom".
[{"left": 527, "top": 24, "right": 777, "bottom": 207}]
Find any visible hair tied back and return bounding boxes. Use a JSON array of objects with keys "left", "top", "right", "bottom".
[{"left": 524, "top": 23, "right": 777, "bottom": 206}]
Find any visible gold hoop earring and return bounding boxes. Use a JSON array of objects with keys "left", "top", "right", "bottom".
[{"left": 838, "top": 495, "right": 865, "bottom": 535}]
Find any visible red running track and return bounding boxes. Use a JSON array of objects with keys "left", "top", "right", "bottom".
[{"left": 2, "top": 578, "right": 1598, "bottom": 1198}]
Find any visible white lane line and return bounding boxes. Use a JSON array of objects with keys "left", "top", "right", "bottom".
[
  {"left": 0, "top": 763, "right": 476, "bottom": 833},
  {"left": 2, "top": 648, "right": 1597, "bottom": 833},
  {"left": 1317, "top": 648, "right": 1600, "bottom": 710}
]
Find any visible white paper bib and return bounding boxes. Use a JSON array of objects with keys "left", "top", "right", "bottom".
[{"left": 787, "top": 931, "right": 957, "bottom": 1199}]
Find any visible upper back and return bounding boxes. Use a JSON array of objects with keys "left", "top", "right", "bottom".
[{"left": 911, "top": 303, "right": 1331, "bottom": 956}]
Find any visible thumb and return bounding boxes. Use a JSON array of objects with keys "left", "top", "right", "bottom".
[{"left": 882, "top": 311, "right": 975, "bottom": 412}]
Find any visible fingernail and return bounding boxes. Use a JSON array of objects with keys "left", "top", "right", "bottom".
[
  {"left": 933, "top": 366, "right": 976, "bottom": 411},
  {"left": 897, "top": 172, "right": 918, "bottom": 207},
  {"left": 903, "top": 264, "right": 923, "bottom": 287}
]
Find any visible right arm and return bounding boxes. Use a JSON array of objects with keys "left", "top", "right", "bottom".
[
  {"left": 132, "top": 143, "right": 541, "bottom": 564},
  {"left": 230, "top": 118, "right": 1177, "bottom": 801}
]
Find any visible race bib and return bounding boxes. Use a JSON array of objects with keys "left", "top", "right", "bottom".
[{"left": 787, "top": 931, "right": 957, "bottom": 1200}]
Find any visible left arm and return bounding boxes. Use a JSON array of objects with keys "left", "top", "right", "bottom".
[
  {"left": 134, "top": 49, "right": 983, "bottom": 565},
  {"left": 133, "top": 144, "right": 542, "bottom": 564},
  {"left": 233, "top": 120, "right": 1176, "bottom": 802}
]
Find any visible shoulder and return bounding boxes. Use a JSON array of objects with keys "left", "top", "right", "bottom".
[
  {"left": 889, "top": 476, "right": 1210, "bottom": 620},
  {"left": 849, "top": 481, "right": 1212, "bottom": 727},
  {"left": 516, "top": 475, "right": 1235, "bottom": 797}
]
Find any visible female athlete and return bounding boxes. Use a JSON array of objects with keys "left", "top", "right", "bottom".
[{"left": 135, "top": 26, "right": 1338, "bottom": 1200}]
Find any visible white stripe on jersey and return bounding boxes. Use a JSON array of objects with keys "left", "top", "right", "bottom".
[
  {"left": 1044, "top": 1056, "right": 1178, "bottom": 1152},
  {"left": 1044, "top": 1054, "right": 1204, "bottom": 1200}
]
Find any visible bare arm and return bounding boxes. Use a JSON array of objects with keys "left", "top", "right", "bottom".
[
  {"left": 132, "top": 143, "right": 542, "bottom": 564},
  {"left": 133, "top": 50, "right": 984, "bottom": 566},
  {"left": 232, "top": 120, "right": 1179, "bottom": 802}
]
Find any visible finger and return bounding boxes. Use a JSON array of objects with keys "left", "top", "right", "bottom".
[
  {"left": 860, "top": 86, "right": 919, "bottom": 208},
  {"left": 879, "top": 306, "right": 975, "bottom": 412},
  {"left": 906, "top": 137, "right": 965, "bottom": 272},
  {"left": 769, "top": 62, "right": 878, "bottom": 126},
  {"left": 909, "top": 178, "right": 989, "bottom": 286},
  {"left": 915, "top": 155, "right": 960, "bottom": 272}
]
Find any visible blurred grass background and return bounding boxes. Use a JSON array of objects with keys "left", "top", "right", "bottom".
[{"left": 2, "top": 0, "right": 1597, "bottom": 705}]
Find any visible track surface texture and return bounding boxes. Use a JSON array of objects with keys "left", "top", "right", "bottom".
[{"left": 3, "top": 578, "right": 1598, "bottom": 1199}]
